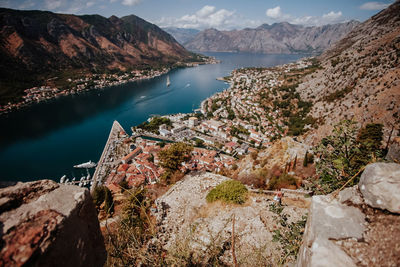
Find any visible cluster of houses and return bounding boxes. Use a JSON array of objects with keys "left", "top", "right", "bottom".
[
  {"left": 0, "top": 68, "right": 170, "bottom": 115},
  {"left": 198, "top": 60, "right": 314, "bottom": 146},
  {"left": 104, "top": 136, "right": 237, "bottom": 193}
]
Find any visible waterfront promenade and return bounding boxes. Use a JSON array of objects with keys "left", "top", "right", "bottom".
[{"left": 91, "top": 120, "right": 127, "bottom": 192}]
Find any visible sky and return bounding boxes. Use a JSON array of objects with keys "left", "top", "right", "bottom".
[{"left": 0, "top": 0, "right": 395, "bottom": 30}]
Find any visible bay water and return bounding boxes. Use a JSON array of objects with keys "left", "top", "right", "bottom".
[{"left": 0, "top": 52, "right": 305, "bottom": 181}]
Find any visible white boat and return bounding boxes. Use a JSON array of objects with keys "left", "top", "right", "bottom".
[
  {"left": 166, "top": 75, "right": 171, "bottom": 87},
  {"left": 59, "top": 175, "right": 66, "bottom": 183},
  {"left": 73, "top": 160, "right": 97, "bottom": 169}
]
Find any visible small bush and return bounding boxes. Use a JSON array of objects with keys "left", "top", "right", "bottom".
[
  {"left": 92, "top": 185, "right": 106, "bottom": 207},
  {"left": 119, "top": 180, "right": 129, "bottom": 192},
  {"left": 268, "top": 173, "right": 297, "bottom": 190},
  {"left": 206, "top": 180, "right": 248, "bottom": 204},
  {"left": 104, "top": 187, "right": 114, "bottom": 214}
]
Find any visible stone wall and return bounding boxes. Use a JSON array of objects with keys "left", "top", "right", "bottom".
[{"left": 0, "top": 180, "right": 106, "bottom": 267}]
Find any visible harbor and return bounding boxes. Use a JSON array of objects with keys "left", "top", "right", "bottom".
[{"left": 90, "top": 121, "right": 129, "bottom": 192}]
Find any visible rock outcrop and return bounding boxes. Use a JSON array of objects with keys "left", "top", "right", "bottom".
[
  {"left": 296, "top": 163, "right": 400, "bottom": 266},
  {"left": 359, "top": 162, "right": 400, "bottom": 213},
  {"left": 0, "top": 180, "right": 106, "bottom": 267},
  {"left": 153, "top": 172, "right": 309, "bottom": 266},
  {"left": 386, "top": 137, "right": 400, "bottom": 163},
  {"left": 296, "top": 191, "right": 365, "bottom": 267}
]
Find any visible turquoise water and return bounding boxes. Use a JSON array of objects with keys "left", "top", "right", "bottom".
[{"left": 0, "top": 52, "right": 305, "bottom": 181}]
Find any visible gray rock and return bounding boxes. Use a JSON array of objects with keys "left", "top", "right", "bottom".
[
  {"left": 308, "top": 237, "right": 357, "bottom": 267},
  {"left": 339, "top": 186, "right": 364, "bottom": 205},
  {"left": 359, "top": 162, "right": 400, "bottom": 213},
  {"left": 0, "top": 180, "right": 106, "bottom": 267},
  {"left": 386, "top": 137, "right": 400, "bottom": 163},
  {"left": 296, "top": 195, "right": 365, "bottom": 267}
]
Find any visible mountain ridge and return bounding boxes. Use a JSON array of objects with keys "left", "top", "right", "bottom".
[
  {"left": 183, "top": 21, "right": 359, "bottom": 54},
  {"left": 297, "top": 0, "right": 400, "bottom": 143},
  {"left": 0, "top": 8, "right": 194, "bottom": 104}
]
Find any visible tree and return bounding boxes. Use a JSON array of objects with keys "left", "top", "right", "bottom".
[
  {"left": 315, "top": 120, "right": 360, "bottom": 193},
  {"left": 92, "top": 185, "right": 106, "bottom": 207},
  {"left": 158, "top": 143, "right": 193, "bottom": 183},
  {"left": 104, "top": 187, "right": 114, "bottom": 214},
  {"left": 352, "top": 123, "right": 383, "bottom": 170},
  {"left": 119, "top": 180, "right": 130, "bottom": 192},
  {"left": 303, "top": 151, "right": 309, "bottom": 167},
  {"left": 315, "top": 120, "right": 384, "bottom": 194},
  {"left": 195, "top": 138, "right": 205, "bottom": 147}
]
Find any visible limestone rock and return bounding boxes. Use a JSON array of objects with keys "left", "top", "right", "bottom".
[
  {"left": 338, "top": 186, "right": 364, "bottom": 205},
  {"left": 309, "top": 237, "right": 356, "bottom": 267},
  {"left": 0, "top": 180, "right": 106, "bottom": 267},
  {"left": 386, "top": 137, "right": 400, "bottom": 163},
  {"left": 154, "top": 172, "right": 308, "bottom": 266},
  {"left": 359, "top": 162, "right": 400, "bottom": 213},
  {"left": 296, "top": 195, "right": 365, "bottom": 267}
]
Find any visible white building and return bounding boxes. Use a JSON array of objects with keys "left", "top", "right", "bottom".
[{"left": 188, "top": 117, "right": 199, "bottom": 127}]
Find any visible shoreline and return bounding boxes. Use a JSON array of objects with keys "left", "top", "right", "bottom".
[{"left": 0, "top": 59, "right": 219, "bottom": 117}]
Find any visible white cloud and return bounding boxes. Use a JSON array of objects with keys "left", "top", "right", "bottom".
[
  {"left": 360, "top": 1, "right": 390, "bottom": 10},
  {"left": 86, "top": 1, "right": 95, "bottom": 8},
  {"left": 158, "top": 5, "right": 246, "bottom": 30},
  {"left": 322, "top": 11, "right": 343, "bottom": 21},
  {"left": 122, "top": 0, "right": 141, "bottom": 6},
  {"left": 196, "top": 5, "right": 216, "bottom": 18},
  {"left": 45, "top": 0, "right": 62, "bottom": 10},
  {"left": 265, "top": 6, "right": 344, "bottom": 26},
  {"left": 18, "top": 0, "right": 36, "bottom": 9},
  {"left": 266, "top": 6, "right": 282, "bottom": 19}
]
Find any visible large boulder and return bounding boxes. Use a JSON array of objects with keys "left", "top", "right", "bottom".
[
  {"left": 296, "top": 192, "right": 365, "bottom": 267},
  {"left": 0, "top": 180, "right": 106, "bottom": 267},
  {"left": 359, "top": 162, "right": 400, "bottom": 213}
]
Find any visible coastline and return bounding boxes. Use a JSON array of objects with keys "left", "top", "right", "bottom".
[{"left": 0, "top": 59, "right": 219, "bottom": 117}]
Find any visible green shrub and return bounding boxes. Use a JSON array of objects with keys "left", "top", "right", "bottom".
[
  {"left": 104, "top": 187, "right": 114, "bottom": 214},
  {"left": 268, "top": 173, "right": 297, "bottom": 190},
  {"left": 314, "top": 120, "right": 384, "bottom": 194},
  {"left": 206, "top": 180, "right": 248, "bottom": 204},
  {"left": 119, "top": 180, "right": 129, "bottom": 192},
  {"left": 92, "top": 185, "right": 106, "bottom": 206}
]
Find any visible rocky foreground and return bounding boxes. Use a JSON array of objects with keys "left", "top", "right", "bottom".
[
  {"left": 152, "top": 172, "right": 309, "bottom": 266},
  {"left": 0, "top": 180, "right": 106, "bottom": 267},
  {"left": 297, "top": 163, "right": 400, "bottom": 266},
  {"left": 0, "top": 163, "right": 399, "bottom": 266}
]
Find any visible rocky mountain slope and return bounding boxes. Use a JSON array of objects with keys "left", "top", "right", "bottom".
[
  {"left": 162, "top": 27, "right": 200, "bottom": 45},
  {"left": 183, "top": 21, "right": 359, "bottom": 54},
  {"left": 0, "top": 8, "right": 193, "bottom": 104},
  {"left": 297, "top": 0, "right": 400, "bottom": 144}
]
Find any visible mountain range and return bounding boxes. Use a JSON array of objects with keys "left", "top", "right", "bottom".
[
  {"left": 298, "top": 0, "right": 400, "bottom": 142},
  {"left": 0, "top": 8, "right": 194, "bottom": 104},
  {"left": 167, "top": 21, "right": 359, "bottom": 54},
  {"left": 162, "top": 27, "right": 200, "bottom": 45}
]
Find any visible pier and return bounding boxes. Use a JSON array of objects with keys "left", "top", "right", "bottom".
[{"left": 91, "top": 120, "right": 127, "bottom": 192}]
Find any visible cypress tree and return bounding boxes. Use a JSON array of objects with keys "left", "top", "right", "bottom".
[
  {"left": 303, "top": 151, "right": 309, "bottom": 167},
  {"left": 104, "top": 187, "right": 114, "bottom": 215}
]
